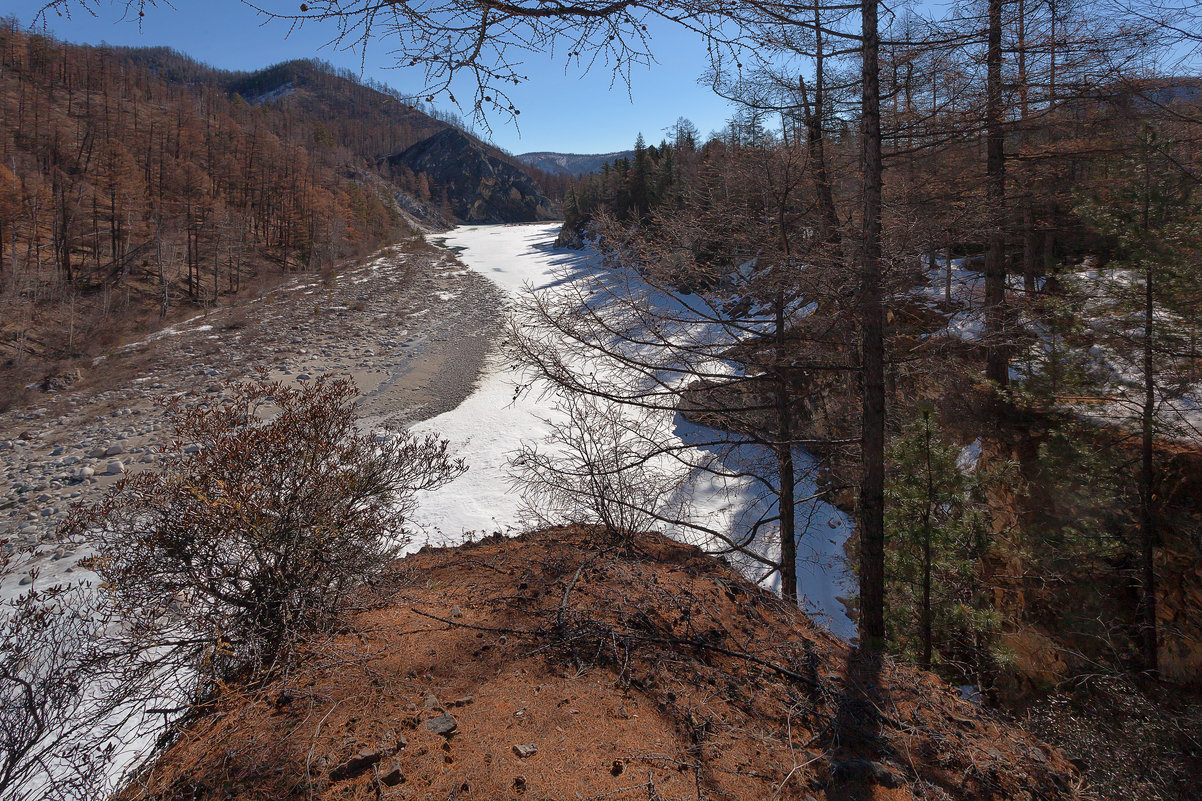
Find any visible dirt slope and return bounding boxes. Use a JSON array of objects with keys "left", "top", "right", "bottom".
[{"left": 123, "top": 528, "right": 1080, "bottom": 801}]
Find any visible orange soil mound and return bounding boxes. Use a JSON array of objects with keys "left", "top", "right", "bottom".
[{"left": 123, "top": 527, "right": 1080, "bottom": 801}]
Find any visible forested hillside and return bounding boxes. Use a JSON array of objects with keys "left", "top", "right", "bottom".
[
  {"left": 0, "top": 22, "right": 558, "bottom": 403},
  {"left": 516, "top": 149, "right": 636, "bottom": 176},
  {"left": 386, "top": 128, "right": 557, "bottom": 223}
]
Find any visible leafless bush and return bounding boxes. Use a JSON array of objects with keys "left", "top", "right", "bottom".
[
  {"left": 511, "top": 393, "right": 690, "bottom": 542},
  {"left": 0, "top": 575, "right": 139, "bottom": 801},
  {"left": 63, "top": 375, "right": 466, "bottom": 696},
  {"left": 219, "top": 306, "right": 249, "bottom": 331},
  {"left": 0, "top": 379, "right": 31, "bottom": 413}
]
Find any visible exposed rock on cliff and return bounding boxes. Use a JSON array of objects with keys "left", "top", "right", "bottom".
[
  {"left": 386, "top": 129, "right": 557, "bottom": 224},
  {"left": 125, "top": 528, "right": 1079, "bottom": 801}
]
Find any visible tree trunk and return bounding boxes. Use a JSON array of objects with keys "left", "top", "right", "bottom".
[
  {"left": 156, "top": 226, "right": 168, "bottom": 318},
  {"left": 1141, "top": 258, "right": 1159, "bottom": 674},
  {"left": 859, "top": 0, "right": 886, "bottom": 646},
  {"left": 777, "top": 287, "right": 798, "bottom": 603},
  {"left": 921, "top": 411, "right": 934, "bottom": 671},
  {"left": 1043, "top": 210, "right": 1057, "bottom": 291},
  {"left": 779, "top": 439, "right": 798, "bottom": 602},
  {"left": 946, "top": 244, "right": 953, "bottom": 305},
  {"left": 1023, "top": 204, "right": 1037, "bottom": 293},
  {"left": 1017, "top": 0, "right": 1028, "bottom": 115},
  {"left": 799, "top": 12, "right": 840, "bottom": 249},
  {"left": 984, "top": 0, "right": 1009, "bottom": 389},
  {"left": 213, "top": 221, "right": 222, "bottom": 304}
]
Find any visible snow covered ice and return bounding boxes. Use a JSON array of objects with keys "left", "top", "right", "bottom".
[{"left": 410, "top": 223, "right": 856, "bottom": 638}]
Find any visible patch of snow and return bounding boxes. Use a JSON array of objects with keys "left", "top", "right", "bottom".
[
  {"left": 119, "top": 313, "right": 208, "bottom": 349},
  {"left": 245, "top": 82, "right": 295, "bottom": 106},
  {"left": 957, "top": 439, "right": 982, "bottom": 473},
  {"left": 1048, "top": 268, "right": 1202, "bottom": 443}
]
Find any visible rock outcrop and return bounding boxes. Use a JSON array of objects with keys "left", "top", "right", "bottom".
[{"left": 386, "top": 129, "right": 557, "bottom": 224}]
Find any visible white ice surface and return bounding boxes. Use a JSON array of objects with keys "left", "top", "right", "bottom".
[{"left": 410, "top": 224, "right": 856, "bottom": 638}]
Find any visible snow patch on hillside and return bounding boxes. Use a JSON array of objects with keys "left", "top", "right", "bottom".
[
  {"left": 516, "top": 150, "right": 635, "bottom": 176},
  {"left": 245, "top": 82, "right": 295, "bottom": 105}
]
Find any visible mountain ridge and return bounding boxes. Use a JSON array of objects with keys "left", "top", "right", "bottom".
[
  {"left": 388, "top": 129, "right": 558, "bottom": 223},
  {"left": 517, "top": 149, "right": 636, "bottom": 176}
]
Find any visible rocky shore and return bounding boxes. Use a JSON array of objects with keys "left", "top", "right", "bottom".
[{"left": 0, "top": 237, "right": 504, "bottom": 595}]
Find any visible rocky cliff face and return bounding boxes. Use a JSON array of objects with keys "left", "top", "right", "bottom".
[{"left": 386, "top": 129, "right": 557, "bottom": 224}]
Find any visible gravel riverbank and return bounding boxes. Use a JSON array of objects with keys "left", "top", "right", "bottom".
[{"left": 0, "top": 236, "right": 505, "bottom": 595}]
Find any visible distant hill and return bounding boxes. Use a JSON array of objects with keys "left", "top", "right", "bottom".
[
  {"left": 224, "top": 59, "right": 560, "bottom": 223},
  {"left": 388, "top": 130, "right": 557, "bottom": 223},
  {"left": 112, "top": 51, "right": 555, "bottom": 227},
  {"left": 223, "top": 59, "right": 449, "bottom": 163},
  {"left": 0, "top": 25, "right": 554, "bottom": 383},
  {"left": 517, "top": 150, "right": 636, "bottom": 176}
]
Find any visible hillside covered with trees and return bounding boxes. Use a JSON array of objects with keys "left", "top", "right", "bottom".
[
  {"left": 0, "top": 22, "right": 561, "bottom": 403},
  {"left": 535, "top": 12, "right": 1202, "bottom": 797}
]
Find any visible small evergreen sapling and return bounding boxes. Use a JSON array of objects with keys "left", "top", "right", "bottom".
[{"left": 884, "top": 409, "right": 1005, "bottom": 685}]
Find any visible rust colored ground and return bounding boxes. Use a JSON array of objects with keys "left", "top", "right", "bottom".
[{"left": 123, "top": 527, "right": 1080, "bottom": 801}]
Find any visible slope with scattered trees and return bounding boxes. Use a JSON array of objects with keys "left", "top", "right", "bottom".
[{"left": 0, "top": 23, "right": 560, "bottom": 407}]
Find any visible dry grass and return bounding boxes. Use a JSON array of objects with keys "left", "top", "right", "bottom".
[{"left": 1023, "top": 675, "right": 1202, "bottom": 801}]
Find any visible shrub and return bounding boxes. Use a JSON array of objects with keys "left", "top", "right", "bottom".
[
  {"left": 66, "top": 375, "right": 465, "bottom": 691},
  {"left": 510, "top": 393, "right": 687, "bottom": 543}
]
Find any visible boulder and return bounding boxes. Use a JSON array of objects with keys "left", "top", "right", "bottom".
[
  {"left": 329, "top": 749, "right": 383, "bottom": 782},
  {"left": 423, "top": 713, "right": 457, "bottom": 738},
  {"left": 380, "top": 762, "right": 404, "bottom": 787}
]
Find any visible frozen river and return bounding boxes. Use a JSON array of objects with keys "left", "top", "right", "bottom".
[{"left": 412, "top": 223, "right": 857, "bottom": 639}]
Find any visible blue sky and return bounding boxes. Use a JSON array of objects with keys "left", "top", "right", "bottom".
[{"left": 10, "top": 0, "right": 738, "bottom": 154}]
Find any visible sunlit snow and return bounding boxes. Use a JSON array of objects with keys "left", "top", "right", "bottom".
[{"left": 410, "top": 223, "right": 856, "bottom": 638}]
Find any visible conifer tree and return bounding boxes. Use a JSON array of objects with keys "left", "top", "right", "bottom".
[
  {"left": 1073, "top": 125, "right": 1202, "bottom": 673},
  {"left": 885, "top": 409, "right": 1003, "bottom": 682}
]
